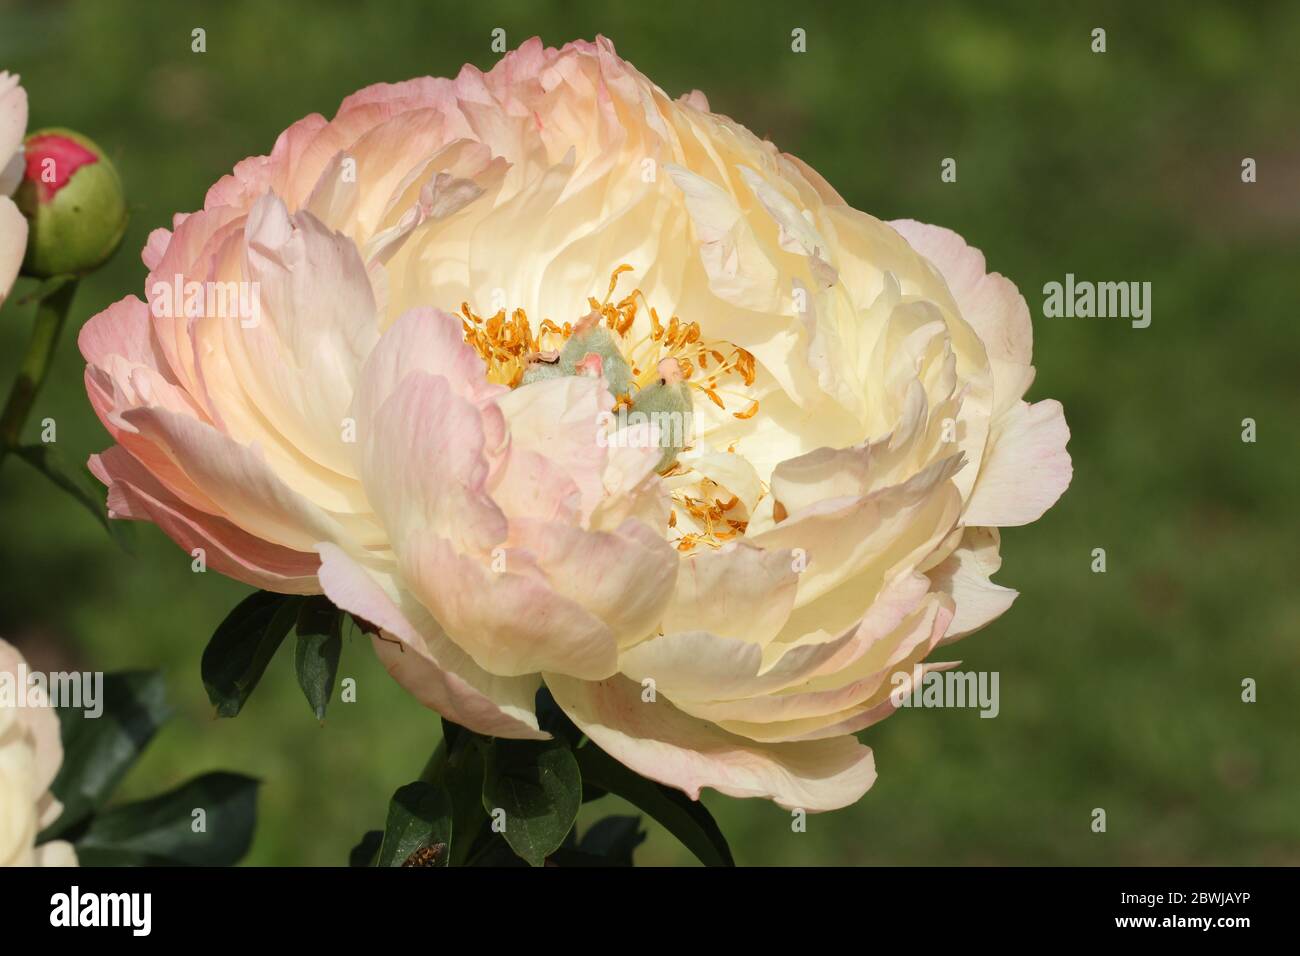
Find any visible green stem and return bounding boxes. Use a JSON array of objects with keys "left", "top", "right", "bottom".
[{"left": 0, "top": 278, "right": 79, "bottom": 467}]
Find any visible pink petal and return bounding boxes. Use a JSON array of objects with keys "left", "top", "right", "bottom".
[
  {"left": 494, "top": 372, "right": 610, "bottom": 520},
  {"left": 352, "top": 306, "right": 502, "bottom": 437},
  {"left": 964, "top": 399, "right": 1072, "bottom": 527},
  {"left": 143, "top": 203, "right": 247, "bottom": 400},
  {"left": 487, "top": 442, "right": 582, "bottom": 525},
  {"left": 890, "top": 218, "right": 1037, "bottom": 419},
  {"left": 360, "top": 370, "right": 506, "bottom": 553},
  {"left": 508, "top": 516, "right": 677, "bottom": 649},
  {"left": 546, "top": 673, "right": 877, "bottom": 812},
  {"left": 121, "top": 405, "right": 344, "bottom": 552},
  {"left": 78, "top": 294, "right": 174, "bottom": 376},
  {"left": 80, "top": 297, "right": 218, "bottom": 512},
  {"left": 90, "top": 446, "right": 320, "bottom": 594},
  {"left": 400, "top": 531, "right": 620, "bottom": 680},
  {"left": 316, "top": 543, "right": 549, "bottom": 739},
  {"left": 231, "top": 194, "right": 379, "bottom": 476},
  {"left": 141, "top": 227, "right": 170, "bottom": 271}
]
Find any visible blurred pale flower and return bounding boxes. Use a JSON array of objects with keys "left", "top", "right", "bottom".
[
  {"left": 0, "top": 71, "right": 28, "bottom": 305},
  {"left": 81, "top": 37, "right": 1070, "bottom": 810},
  {"left": 0, "top": 639, "right": 77, "bottom": 867}
]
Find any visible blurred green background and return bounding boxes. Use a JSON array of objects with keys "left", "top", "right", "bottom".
[{"left": 1, "top": 0, "right": 1297, "bottom": 865}]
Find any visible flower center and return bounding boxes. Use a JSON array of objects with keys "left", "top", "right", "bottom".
[
  {"left": 460, "top": 265, "right": 757, "bottom": 415},
  {"left": 461, "top": 268, "right": 762, "bottom": 547}
]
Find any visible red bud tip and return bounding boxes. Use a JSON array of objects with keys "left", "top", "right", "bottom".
[{"left": 23, "top": 133, "right": 99, "bottom": 203}]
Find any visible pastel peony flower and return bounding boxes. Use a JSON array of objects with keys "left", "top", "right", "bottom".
[
  {"left": 81, "top": 37, "right": 1070, "bottom": 811},
  {"left": 0, "top": 639, "right": 77, "bottom": 866},
  {"left": 0, "top": 71, "right": 27, "bottom": 306}
]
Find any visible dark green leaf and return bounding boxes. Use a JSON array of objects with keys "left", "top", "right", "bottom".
[
  {"left": 378, "top": 781, "right": 453, "bottom": 867},
  {"left": 349, "top": 830, "right": 382, "bottom": 867},
  {"left": 12, "top": 444, "right": 134, "bottom": 550},
  {"left": 574, "top": 743, "right": 734, "bottom": 866},
  {"left": 73, "top": 772, "right": 258, "bottom": 866},
  {"left": 441, "top": 731, "right": 488, "bottom": 867},
  {"left": 481, "top": 737, "right": 581, "bottom": 867},
  {"left": 42, "top": 670, "right": 171, "bottom": 840},
  {"left": 440, "top": 717, "right": 469, "bottom": 755},
  {"left": 578, "top": 815, "right": 646, "bottom": 866},
  {"left": 294, "top": 596, "right": 343, "bottom": 720},
  {"left": 201, "top": 591, "right": 302, "bottom": 717}
]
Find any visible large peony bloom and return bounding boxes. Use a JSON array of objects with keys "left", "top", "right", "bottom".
[
  {"left": 0, "top": 639, "right": 77, "bottom": 866},
  {"left": 0, "top": 71, "right": 27, "bottom": 306},
  {"left": 82, "top": 38, "right": 1070, "bottom": 811}
]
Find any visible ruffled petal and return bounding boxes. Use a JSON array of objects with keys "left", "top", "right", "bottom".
[
  {"left": 121, "top": 405, "right": 345, "bottom": 552},
  {"left": 926, "top": 527, "right": 1017, "bottom": 644},
  {"left": 90, "top": 446, "right": 320, "bottom": 594},
  {"left": 316, "top": 543, "right": 548, "bottom": 739},
  {"left": 546, "top": 673, "right": 877, "bottom": 811},
  {"left": 964, "top": 399, "right": 1072, "bottom": 527},
  {"left": 398, "top": 531, "right": 620, "bottom": 679},
  {"left": 661, "top": 541, "right": 798, "bottom": 646}
]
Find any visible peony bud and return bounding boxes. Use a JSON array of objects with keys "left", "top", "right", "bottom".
[{"left": 15, "top": 128, "right": 127, "bottom": 278}]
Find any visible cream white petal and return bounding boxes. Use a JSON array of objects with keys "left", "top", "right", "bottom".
[{"left": 0, "top": 196, "right": 26, "bottom": 305}]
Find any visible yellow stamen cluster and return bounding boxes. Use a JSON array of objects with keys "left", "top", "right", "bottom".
[
  {"left": 596, "top": 269, "right": 758, "bottom": 414},
  {"left": 668, "top": 493, "right": 748, "bottom": 552},
  {"left": 460, "top": 303, "right": 576, "bottom": 388},
  {"left": 461, "top": 266, "right": 758, "bottom": 415}
]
